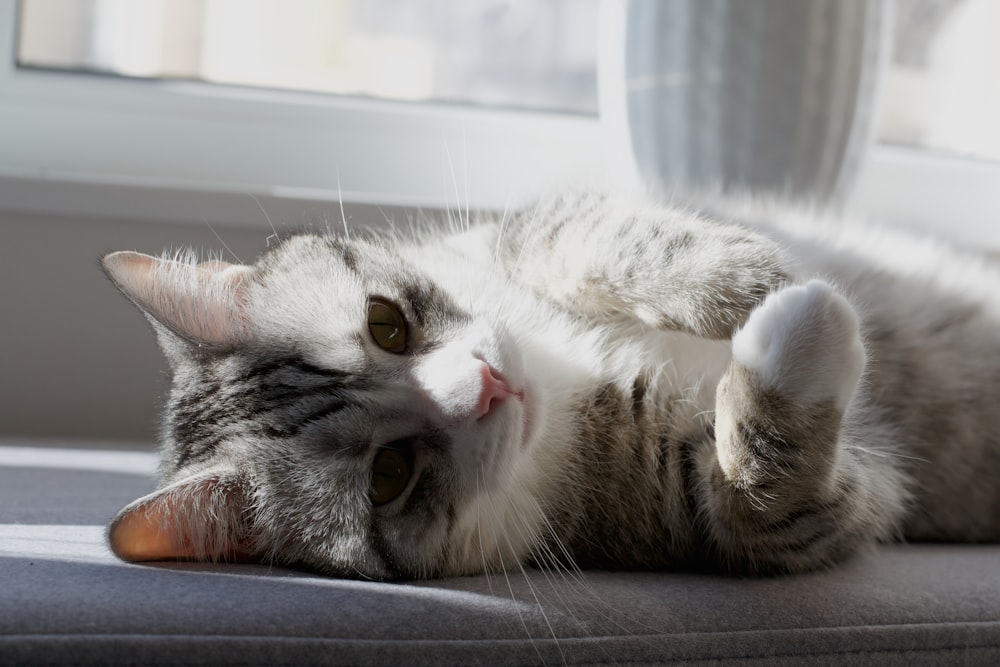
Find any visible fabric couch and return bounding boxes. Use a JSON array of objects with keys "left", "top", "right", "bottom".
[{"left": 3, "top": 439, "right": 999, "bottom": 666}]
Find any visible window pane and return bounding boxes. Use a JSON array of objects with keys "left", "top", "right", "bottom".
[
  {"left": 17, "top": 0, "right": 599, "bottom": 114},
  {"left": 877, "top": 0, "right": 1000, "bottom": 161}
]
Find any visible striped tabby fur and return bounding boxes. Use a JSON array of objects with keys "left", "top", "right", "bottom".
[{"left": 101, "top": 190, "right": 1000, "bottom": 578}]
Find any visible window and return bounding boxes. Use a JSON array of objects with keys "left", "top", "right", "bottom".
[
  {"left": 876, "top": 0, "right": 1000, "bottom": 162},
  {"left": 17, "top": 0, "right": 598, "bottom": 114},
  {"left": 3, "top": 0, "right": 999, "bottom": 243},
  {"left": 848, "top": 0, "right": 1000, "bottom": 248},
  {"left": 0, "top": 0, "right": 603, "bottom": 225}
]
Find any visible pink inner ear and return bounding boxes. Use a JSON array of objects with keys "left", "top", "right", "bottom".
[
  {"left": 109, "top": 497, "right": 201, "bottom": 561},
  {"left": 103, "top": 250, "right": 251, "bottom": 346},
  {"left": 108, "top": 476, "right": 251, "bottom": 563}
]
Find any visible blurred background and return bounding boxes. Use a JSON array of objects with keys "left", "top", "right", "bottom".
[{"left": 1, "top": 0, "right": 999, "bottom": 444}]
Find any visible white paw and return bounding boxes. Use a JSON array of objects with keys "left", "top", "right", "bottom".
[{"left": 731, "top": 280, "right": 865, "bottom": 410}]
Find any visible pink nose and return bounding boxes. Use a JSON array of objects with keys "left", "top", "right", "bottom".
[{"left": 476, "top": 363, "right": 515, "bottom": 420}]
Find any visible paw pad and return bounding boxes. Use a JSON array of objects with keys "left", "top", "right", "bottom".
[{"left": 732, "top": 280, "right": 865, "bottom": 409}]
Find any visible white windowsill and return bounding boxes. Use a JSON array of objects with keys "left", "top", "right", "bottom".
[{"left": 848, "top": 145, "right": 1000, "bottom": 251}]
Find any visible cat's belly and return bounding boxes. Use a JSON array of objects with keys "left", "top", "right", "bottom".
[{"left": 528, "top": 326, "right": 730, "bottom": 569}]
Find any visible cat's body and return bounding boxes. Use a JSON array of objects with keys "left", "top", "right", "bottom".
[{"left": 102, "top": 191, "right": 1000, "bottom": 579}]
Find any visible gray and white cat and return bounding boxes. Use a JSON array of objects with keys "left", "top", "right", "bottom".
[{"left": 102, "top": 190, "right": 1000, "bottom": 579}]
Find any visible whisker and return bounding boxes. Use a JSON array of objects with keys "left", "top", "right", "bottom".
[
  {"left": 491, "top": 195, "right": 516, "bottom": 281},
  {"left": 476, "top": 466, "right": 495, "bottom": 596},
  {"left": 248, "top": 192, "right": 280, "bottom": 247},
  {"left": 202, "top": 219, "right": 243, "bottom": 264},
  {"left": 479, "top": 481, "right": 547, "bottom": 665},
  {"left": 462, "top": 125, "right": 470, "bottom": 233},
  {"left": 848, "top": 445, "right": 928, "bottom": 464},
  {"left": 375, "top": 205, "right": 394, "bottom": 229},
  {"left": 335, "top": 169, "right": 350, "bottom": 240}
]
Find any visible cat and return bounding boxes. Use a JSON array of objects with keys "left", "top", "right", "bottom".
[{"left": 101, "top": 190, "right": 1000, "bottom": 579}]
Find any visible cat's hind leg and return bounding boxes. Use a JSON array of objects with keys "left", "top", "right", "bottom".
[{"left": 698, "top": 280, "right": 906, "bottom": 574}]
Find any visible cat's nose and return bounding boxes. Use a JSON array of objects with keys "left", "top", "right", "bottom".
[{"left": 476, "top": 363, "right": 515, "bottom": 420}]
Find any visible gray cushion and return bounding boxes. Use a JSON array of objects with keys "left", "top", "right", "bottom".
[{"left": 2, "top": 440, "right": 999, "bottom": 666}]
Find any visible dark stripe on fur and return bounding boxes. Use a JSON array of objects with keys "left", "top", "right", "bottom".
[{"left": 171, "top": 355, "right": 363, "bottom": 467}]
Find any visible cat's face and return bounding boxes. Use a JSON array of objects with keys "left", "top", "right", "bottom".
[{"left": 103, "top": 234, "right": 540, "bottom": 579}]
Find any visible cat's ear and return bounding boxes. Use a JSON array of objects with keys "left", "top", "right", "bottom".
[
  {"left": 108, "top": 470, "right": 253, "bottom": 563},
  {"left": 102, "top": 251, "right": 251, "bottom": 346}
]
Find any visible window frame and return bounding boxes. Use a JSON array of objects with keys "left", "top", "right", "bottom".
[
  {"left": 0, "top": 0, "right": 603, "bottom": 226},
  {"left": 2, "top": 0, "right": 999, "bottom": 247}
]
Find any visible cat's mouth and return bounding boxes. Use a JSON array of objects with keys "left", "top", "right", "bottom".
[{"left": 471, "top": 360, "right": 535, "bottom": 455}]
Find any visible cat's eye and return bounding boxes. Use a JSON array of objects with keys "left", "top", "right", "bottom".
[
  {"left": 367, "top": 298, "right": 408, "bottom": 353},
  {"left": 370, "top": 446, "right": 413, "bottom": 506}
]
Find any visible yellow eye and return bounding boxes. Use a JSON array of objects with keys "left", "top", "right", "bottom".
[
  {"left": 367, "top": 298, "right": 407, "bottom": 353},
  {"left": 370, "top": 447, "right": 413, "bottom": 506}
]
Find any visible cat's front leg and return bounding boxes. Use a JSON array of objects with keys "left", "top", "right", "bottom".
[
  {"left": 698, "top": 281, "right": 904, "bottom": 573},
  {"left": 503, "top": 194, "right": 790, "bottom": 339}
]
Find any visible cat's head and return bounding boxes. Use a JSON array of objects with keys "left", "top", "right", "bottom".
[{"left": 102, "top": 234, "right": 543, "bottom": 579}]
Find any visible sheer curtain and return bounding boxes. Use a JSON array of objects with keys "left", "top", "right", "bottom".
[{"left": 601, "top": 0, "right": 888, "bottom": 203}]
